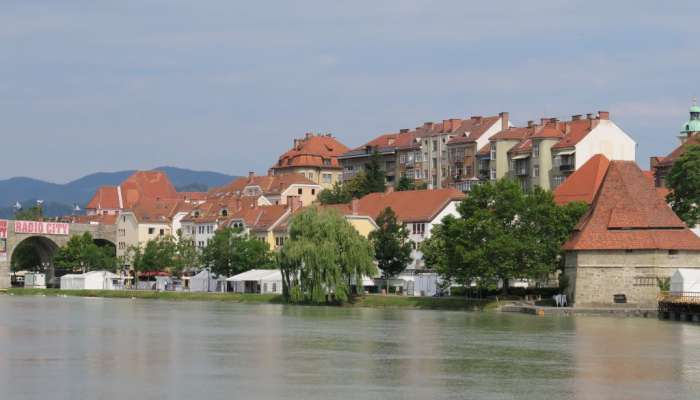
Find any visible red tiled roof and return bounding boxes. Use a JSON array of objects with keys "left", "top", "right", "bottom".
[
  {"left": 273, "top": 134, "right": 349, "bottom": 170},
  {"left": 554, "top": 154, "right": 610, "bottom": 205},
  {"left": 447, "top": 116, "right": 502, "bottom": 145},
  {"left": 552, "top": 119, "right": 597, "bottom": 149},
  {"left": 509, "top": 138, "right": 533, "bottom": 155},
  {"left": 476, "top": 142, "right": 492, "bottom": 156},
  {"left": 120, "top": 171, "right": 178, "bottom": 208},
  {"left": 563, "top": 161, "right": 700, "bottom": 251},
  {"left": 531, "top": 124, "right": 566, "bottom": 139},
  {"left": 222, "top": 204, "right": 289, "bottom": 231},
  {"left": 491, "top": 127, "right": 532, "bottom": 141},
  {"left": 334, "top": 189, "right": 465, "bottom": 222},
  {"left": 61, "top": 214, "right": 118, "bottom": 225},
  {"left": 208, "top": 173, "right": 317, "bottom": 199},
  {"left": 125, "top": 197, "right": 194, "bottom": 223},
  {"left": 86, "top": 186, "right": 120, "bottom": 210},
  {"left": 654, "top": 133, "right": 700, "bottom": 167}
]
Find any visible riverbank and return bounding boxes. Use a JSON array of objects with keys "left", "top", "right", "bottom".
[
  {"left": 2, "top": 288, "right": 498, "bottom": 311},
  {"left": 501, "top": 304, "right": 658, "bottom": 318}
]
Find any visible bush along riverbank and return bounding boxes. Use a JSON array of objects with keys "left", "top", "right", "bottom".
[{"left": 3, "top": 288, "right": 498, "bottom": 311}]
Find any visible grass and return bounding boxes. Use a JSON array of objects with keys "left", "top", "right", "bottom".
[{"left": 3, "top": 288, "right": 499, "bottom": 311}]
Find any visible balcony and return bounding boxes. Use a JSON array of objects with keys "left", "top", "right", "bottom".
[
  {"left": 559, "top": 164, "right": 575, "bottom": 172},
  {"left": 515, "top": 167, "right": 529, "bottom": 176}
]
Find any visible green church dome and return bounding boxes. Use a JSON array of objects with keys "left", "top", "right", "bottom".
[
  {"left": 682, "top": 119, "right": 700, "bottom": 133},
  {"left": 690, "top": 104, "right": 700, "bottom": 113}
]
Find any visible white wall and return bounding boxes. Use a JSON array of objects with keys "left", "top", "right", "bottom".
[
  {"left": 575, "top": 120, "right": 636, "bottom": 169},
  {"left": 406, "top": 200, "right": 461, "bottom": 270}
]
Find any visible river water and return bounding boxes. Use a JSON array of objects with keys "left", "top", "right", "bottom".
[{"left": 0, "top": 296, "right": 699, "bottom": 400}]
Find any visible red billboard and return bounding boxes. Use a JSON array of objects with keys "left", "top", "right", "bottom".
[
  {"left": 0, "top": 220, "right": 7, "bottom": 239},
  {"left": 14, "top": 220, "right": 70, "bottom": 235}
]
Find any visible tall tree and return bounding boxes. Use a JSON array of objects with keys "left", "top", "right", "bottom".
[
  {"left": 421, "top": 179, "right": 586, "bottom": 294},
  {"left": 278, "top": 208, "right": 376, "bottom": 304},
  {"left": 667, "top": 144, "right": 700, "bottom": 227},
  {"left": 363, "top": 153, "right": 386, "bottom": 194},
  {"left": 171, "top": 233, "right": 201, "bottom": 277},
  {"left": 202, "top": 228, "right": 273, "bottom": 276},
  {"left": 54, "top": 232, "right": 117, "bottom": 273},
  {"left": 369, "top": 207, "right": 412, "bottom": 293}
]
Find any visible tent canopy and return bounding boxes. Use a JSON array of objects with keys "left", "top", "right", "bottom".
[{"left": 228, "top": 269, "right": 281, "bottom": 282}]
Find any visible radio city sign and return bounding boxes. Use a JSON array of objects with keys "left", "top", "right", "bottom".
[{"left": 13, "top": 220, "right": 70, "bottom": 236}]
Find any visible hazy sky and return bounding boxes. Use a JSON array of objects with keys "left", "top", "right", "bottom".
[{"left": 2, "top": 0, "right": 699, "bottom": 182}]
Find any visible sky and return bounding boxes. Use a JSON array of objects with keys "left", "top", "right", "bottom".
[{"left": 1, "top": 0, "right": 699, "bottom": 182}]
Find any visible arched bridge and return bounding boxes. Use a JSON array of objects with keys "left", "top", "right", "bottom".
[{"left": 0, "top": 219, "right": 116, "bottom": 289}]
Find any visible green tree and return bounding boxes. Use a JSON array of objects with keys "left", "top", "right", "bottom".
[
  {"left": 667, "top": 144, "right": 700, "bottom": 227},
  {"left": 10, "top": 241, "right": 42, "bottom": 271},
  {"left": 363, "top": 153, "right": 386, "bottom": 194},
  {"left": 125, "top": 236, "right": 177, "bottom": 284},
  {"left": 14, "top": 204, "right": 43, "bottom": 221},
  {"left": 278, "top": 208, "right": 376, "bottom": 304},
  {"left": 54, "top": 232, "right": 117, "bottom": 273},
  {"left": 421, "top": 179, "right": 587, "bottom": 294},
  {"left": 318, "top": 181, "right": 352, "bottom": 205},
  {"left": 202, "top": 228, "right": 273, "bottom": 276},
  {"left": 171, "top": 233, "right": 201, "bottom": 277},
  {"left": 396, "top": 176, "right": 416, "bottom": 191},
  {"left": 369, "top": 207, "right": 412, "bottom": 293}
]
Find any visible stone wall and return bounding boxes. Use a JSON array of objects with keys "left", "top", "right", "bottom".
[
  {"left": 0, "top": 222, "right": 116, "bottom": 289},
  {"left": 564, "top": 250, "right": 700, "bottom": 307}
]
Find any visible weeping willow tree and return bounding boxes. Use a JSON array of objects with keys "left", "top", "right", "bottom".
[{"left": 278, "top": 207, "right": 376, "bottom": 304}]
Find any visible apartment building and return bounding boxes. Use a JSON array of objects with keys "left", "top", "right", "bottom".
[
  {"left": 340, "top": 113, "right": 509, "bottom": 189},
  {"left": 445, "top": 114, "right": 509, "bottom": 192},
  {"left": 270, "top": 133, "right": 349, "bottom": 189},
  {"left": 488, "top": 111, "right": 635, "bottom": 191}
]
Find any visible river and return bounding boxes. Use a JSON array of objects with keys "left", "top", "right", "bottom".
[{"left": 0, "top": 296, "right": 699, "bottom": 400}]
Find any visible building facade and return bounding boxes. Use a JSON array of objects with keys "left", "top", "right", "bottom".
[{"left": 270, "top": 133, "right": 349, "bottom": 189}]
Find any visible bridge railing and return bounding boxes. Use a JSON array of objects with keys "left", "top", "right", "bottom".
[{"left": 658, "top": 291, "right": 700, "bottom": 304}]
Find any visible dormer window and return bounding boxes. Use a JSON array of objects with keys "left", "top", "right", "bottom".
[{"left": 220, "top": 209, "right": 228, "bottom": 217}]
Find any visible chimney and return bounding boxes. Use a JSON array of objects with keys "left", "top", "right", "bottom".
[
  {"left": 305, "top": 132, "right": 313, "bottom": 139},
  {"left": 586, "top": 113, "right": 594, "bottom": 119},
  {"left": 248, "top": 171, "right": 255, "bottom": 182},
  {"left": 471, "top": 116, "right": 483, "bottom": 124},
  {"left": 450, "top": 118, "right": 462, "bottom": 131},
  {"left": 571, "top": 114, "right": 581, "bottom": 121},
  {"left": 287, "top": 196, "right": 303, "bottom": 212},
  {"left": 540, "top": 118, "right": 550, "bottom": 126},
  {"left": 293, "top": 138, "right": 301, "bottom": 149},
  {"left": 351, "top": 198, "right": 359, "bottom": 216},
  {"left": 527, "top": 120, "right": 535, "bottom": 128},
  {"left": 399, "top": 128, "right": 409, "bottom": 134},
  {"left": 423, "top": 122, "right": 434, "bottom": 129},
  {"left": 549, "top": 118, "right": 558, "bottom": 124},
  {"left": 598, "top": 111, "right": 610, "bottom": 120},
  {"left": 499, "top": 112, "right": 509, "bottom": 129}
]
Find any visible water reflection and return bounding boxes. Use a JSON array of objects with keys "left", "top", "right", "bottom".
[{"left": 0, "top": 296, "right": 698, "bottom": 400}]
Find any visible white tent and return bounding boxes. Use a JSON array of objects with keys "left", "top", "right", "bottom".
[
  {"left": 670, "top": 268, "right": 700, "bottom": 294},
  {"left": 227, "top": 269, "right": 283, "bottom": 294},
  {"left": 190, "top": 269, "right": 224, "bottom": 292},
  {"left": 60, "top": 271, "right": 121, "bottom": 290}
]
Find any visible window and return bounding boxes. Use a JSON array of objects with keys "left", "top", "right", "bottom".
[
  {"left": 490, "top": 143, "right": 496, "bottom": 160},
  {"left": 669, "top": 250, "right": 679, "bottom": 257},
  {"left": 533, "top": 142, "right": 540, "bottom": 158},
  {"left": 272, "top": 282, "right": 277, "bottom": 292},
  {"left": 311, "top": 189, "right": 316, "bottom": 195},
  {"left": 322, "top": 173, "right": 332, "bottom": 184},
  {"left": 633, "top": 277, "right": 656, "bottom": 287},
  {"left": 553, "top": 175, "right": 564, "bottom": 188},
  {"left": 118, "top": 242, "right": 126, "bottom": 250},
  {"left": 432, "top": 158, "right": 437, "bottom": 169},
  {"left": 298, "top": 188, "right": 303, "bottom": 195},
  {"left": 307, "top": 172, "right": 314, "bottom": 180},
  {"left": 412, "top": 223, "right": 425, "bottom": 236},
  {"left": 122, "top": 216, "right": 126, "bottom": 223},
  {"left": 323, "top": 158, "right": 331, "bottom": 166},
  {"left": 275, "top": 237, "right": 286, "bottom": 247},
  {"left": 490, "top": 168, "right": 497, "bottom": 180},
  {"left": 432, "top": 140, "right": 438, "bottom": 151},
  {"left": 148, "top": 227, "right": 155, "bottom": 235},
  {"left": 400, "top": 153, "right": 406, "bottom": 163},
  {"left": 159, "top": 229, "right": 165, "bottom": 236},
  {"left": 533, "top": 165, "right": 540, "bottom": 178}
]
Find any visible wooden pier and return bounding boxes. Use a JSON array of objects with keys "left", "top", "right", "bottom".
[{"left": 657, "top": 292, "right": 700, "bottom": 322}]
